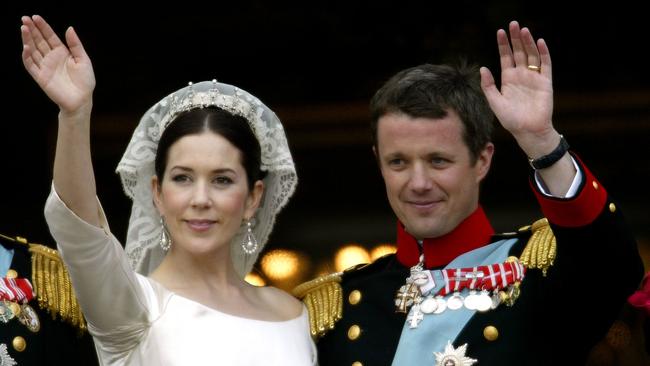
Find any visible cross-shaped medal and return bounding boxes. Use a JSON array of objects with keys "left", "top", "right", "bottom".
[
  {"left": 407, "top": 305, "right": 424, "bottom": 328},
  {"left": 395, "top": 283, "right": 419, "bottom": 313}
]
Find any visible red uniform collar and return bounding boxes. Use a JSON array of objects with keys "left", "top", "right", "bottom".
[{"left": 395, "top": 206, "right": 495, "bottom": 269}]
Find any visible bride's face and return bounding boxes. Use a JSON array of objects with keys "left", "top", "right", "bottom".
[{"left": 152, "top": 131, "right": 263, "bottom": 256}]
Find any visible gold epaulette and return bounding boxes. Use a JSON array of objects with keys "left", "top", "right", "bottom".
[
  {"left": 518, "top": 218, "right": 557, "bottom": 276},
  {"left": 292, "top": 272, "right": 343, "bottom": 338},
  {"left": 28, "top": 243, "right": 87, "bottom": 333}
]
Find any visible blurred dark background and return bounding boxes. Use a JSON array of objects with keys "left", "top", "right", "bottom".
[{"left": 3, "top": 1, "right": 649, "bottom": 284}]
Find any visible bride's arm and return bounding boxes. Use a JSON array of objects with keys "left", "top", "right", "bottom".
[
  {"left": 21, "top": 15, "right": 98, "bottom": 225},
  {"left": 23, "top": 16, "right": 151, "bottom": 348}
]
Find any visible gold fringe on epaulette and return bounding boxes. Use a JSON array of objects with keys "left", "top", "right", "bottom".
[
  {"left": 292, "top": 273, "right": 343, "bottom": 338},
  {"left": 519, "top": 218, "right": 557, "bottom": 276},
  {"left": 29, "top": 244, "right": 87, "bottom": 332}
]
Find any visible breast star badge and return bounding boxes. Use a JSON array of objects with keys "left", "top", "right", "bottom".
[
  {"left": 434, "top": 341, "right": 477, "bottom": 366},
  {"left": 0, "top": 343, "right": 17, "bottom": 366}
]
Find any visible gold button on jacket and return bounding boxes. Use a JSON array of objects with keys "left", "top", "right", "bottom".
[
  {"left": 347, "top": 325, "right": 361, "bottom": 340},
  {"left": 348, "top": 290, "right": 362, "bottom": 305},
  {"left": 12, "top": 336, "right": 26, "bottom": 352},
  {"left": 483, "top": 326, "right": 499, "bottom": 341}
]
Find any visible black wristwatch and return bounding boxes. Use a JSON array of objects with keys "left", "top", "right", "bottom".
[{"left": 528, "top": 135, "right": 570, "bottom": 170}]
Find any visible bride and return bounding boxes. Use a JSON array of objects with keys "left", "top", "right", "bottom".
[{"left": 21, "top": 14, "right": 316, "bottom": 365}]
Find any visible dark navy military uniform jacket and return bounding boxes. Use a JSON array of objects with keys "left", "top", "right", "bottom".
[
  {"left": 316, "top": 158, "right": 643, "bottom": 366},
  {"left": 0, "top": 237, "right": 99, "bottom": 366}
]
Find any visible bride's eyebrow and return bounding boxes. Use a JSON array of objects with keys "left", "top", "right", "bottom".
[{"left": 169, "top": 166, "right": 237, "bottom": 174}]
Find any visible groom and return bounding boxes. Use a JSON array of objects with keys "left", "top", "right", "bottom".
[{"left": 297, "top": 21, "right": 643, "bottom": 366}]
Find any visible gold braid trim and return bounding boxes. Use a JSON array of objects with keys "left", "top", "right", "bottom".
[
  {"left": 29, "top": 244, "right": 87, "bottom": 332},
  {"left": 292, "top": 273, "right": 343, "bottom": 338},
  {"left": 519, "top": 218, "right": 557, "bottom": 276}
]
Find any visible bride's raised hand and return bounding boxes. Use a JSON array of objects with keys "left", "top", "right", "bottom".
[{"left": 21, "top": 15, "right": 95, "bottom": 116}]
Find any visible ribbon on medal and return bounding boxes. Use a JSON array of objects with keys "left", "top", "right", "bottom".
[
  {"left": 395, "top": 258, "right": 526, "bottom": 326},
  {"left": 0, "top": 276, "right": 39, "bottom": 332}
]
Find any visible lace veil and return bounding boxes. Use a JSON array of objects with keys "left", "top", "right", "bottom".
[{"left": 116, "top": 80, "right": 297, "bottom": 277}]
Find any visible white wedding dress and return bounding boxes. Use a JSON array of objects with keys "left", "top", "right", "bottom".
[{"left": 44, "top": 187, "right": 317, "bottom": 366}]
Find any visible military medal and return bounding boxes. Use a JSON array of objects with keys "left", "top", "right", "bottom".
[
  {"left": 433, "top": 296, "right": 447, "bottom": 314},
  {"left": 434, "top": 341, "right": 477, "bottom": 366},
  {"left": 447, "top": 292, "right": 464, "bottom": 310},
  {"left": 463, "top": 290, "right": 479, "bottom": 310},
  {"left": 6, "top": 302, "right": 20, "bottom": 318},
  {"left": 419, "top": 259, "right": 526, "bottom": 319},
  {"left": 18, "top": 304, "right": 40, "bottom": 332},
  {"left": 412, "top": 271, "right": 429, "bottom": 286},
  {"left": 407, "top": 304, "right": 424, "bottom": 328},
  {"left": 475, "top": 290, "right": 493, "bottom": 312},
  {"left": 395, "top": 255, "right": 429, "bottom": 313},
  {"left": 420, "top": 296, "right": 438, "bottom": 314},
  {"left": 395, "top": 283, "right": 419, "bottom": 313},
  {"left": 490, "top": 290, "right": 501, "bottom": 309},
  {"left": 400, "top": 256, "right": 527, "bottom": 331},
  {"left": 463, "top": 267, "right": 484, "bottom": 310},
  {"left": 0, "top": 275, "right": 38, "bottom": 332},
  {"left": 0, "top": 302, "right": 13, "bottom": 323},
  {"left": 0, "top": 343, "right": 17, "bottom": 366}
]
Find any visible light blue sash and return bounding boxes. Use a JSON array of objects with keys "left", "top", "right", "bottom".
[
  {"left": 0, "top": 245, "right": 14, "bottom": 275},
  {"left": 391, "top": 238, "right": 518, "bottom": 366}
]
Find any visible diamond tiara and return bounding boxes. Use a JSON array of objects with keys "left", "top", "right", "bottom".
[{"left": 159, "top": 79, "right": 259, "bottom": 137}]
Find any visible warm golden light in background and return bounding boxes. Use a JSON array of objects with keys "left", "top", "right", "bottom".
[
  {"left": 249, "top": 243, "right": 397, "bottom": 290},
  {"left": 245, "top": 272, "right": 266, "bottom": 287},
  {"left": 315, "top": 261, "right": 336, "bottom": 277},
  {"left": 261, "top": 249, "right": 301, "bottom": 281},
  {"left": 370, "top": 243, "right": 397, "bottom": 261},
  {"left": 334, "top": 244, "right": 370, "bottom": 272}
]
